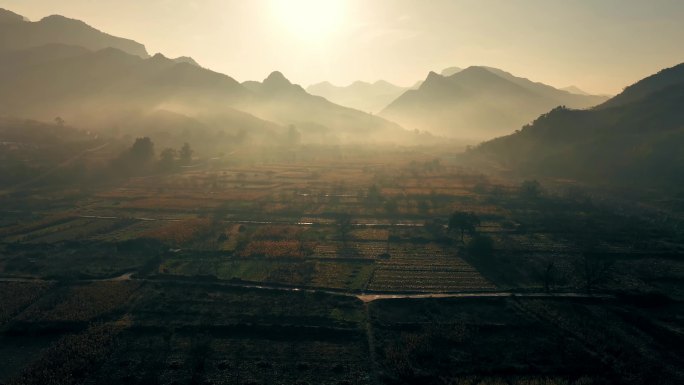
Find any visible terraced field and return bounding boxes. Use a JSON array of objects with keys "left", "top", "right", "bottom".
[{"left": 368, "top": 243, "right": 495, "bottom": 292}]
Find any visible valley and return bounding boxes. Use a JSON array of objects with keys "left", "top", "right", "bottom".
[{"left": 1, "top": 3, "right": 683, "bottom": 384}]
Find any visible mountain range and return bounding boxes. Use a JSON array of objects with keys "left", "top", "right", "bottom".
[
  {"left": 306, "top": 67, "right": 464, "bottom": 114},
  {"left": 3, "top": 4, "right": 677, "bottom": 166},
  {"left": 380, "top": 66, "right": 609, "bottom": 139},
  {"left": 0, "top": 8, "right": 420, "bottom": 145},
  {"left": 469, "top": 63, "right": 684, "bottom": 189}
]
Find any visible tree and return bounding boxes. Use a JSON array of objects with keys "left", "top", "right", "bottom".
[
  {"left": 336, "top": 213, "right": 353, "bottom": 247},
  {"left": 297, "top": 229, "right": 316, "bottom": 257},
  {"left": 159, "top": 148, "right": 177, "bottom": 171},
  {"left": 54, "top": 116, "right": 65, "bottom": 127},
  {"left": 179, "top": 142, "right": 193, "bottom": 165},
  {"left": 448, "top": 211, "right": 480, "bottom": 243},
  {"left": 541, "top": 258, "right": 558, "bottom": 292},
  {"left": 520, "top": 179, "right": 542, "bottom": 199},
  {"left": 381, "top": 198, "right": 401, "bottom": 254},
  {"left": 384, "top": 199, "right": 398, "bottom": 216},
  {"left": 365, "top": 184, "right": 383, "bottom": 207},
  {"left": 130, "top": 137, "right": 155, "bottom": 163},
  {"left": 576, "top": 251, "right": 613, "bottom": 293}
]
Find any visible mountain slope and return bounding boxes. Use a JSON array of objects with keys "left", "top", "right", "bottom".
[
  {"left": 470, "top": 63, "right": 684, "bottom": 188},
  {"left": 306, "top": 80, "right": 408, "bottom": 113},
  {"left": 597, "top": 63, "right": 684, "bottom": 109},
  {"left": 380, "top": 66, "right": 609, "bottom": 140},
  {"left": 0, "top": 8, "right": 148, "bottom": 57},
  {"left": 0, "top": 46, "right": 246, "bottom": 118},
  {"left": 0, "top": 44, "right": 284, "bottom": 145}
]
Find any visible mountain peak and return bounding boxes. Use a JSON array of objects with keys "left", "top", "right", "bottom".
[
  {"left": 441, "top": 66, "right": 463, "bottom": 77},
  {"left": 40, "top": 14, "right": 88, "bottom": 27},
  {"left": 0, "top": 8, "right": 25, "bottom": 23},
  {"left": 311, "top": 80, "right": 335, "bottom": 87},
  {"left": 426, "top": 71, "right": 441, "bottom": 79},
  {"left": 461, "top": 66, "right": 498, "bottom": 75},
  {"left": 173, "top": 56, "right": 200, "bottom": 67},
  {"left": 421, "top": 71, "right": 445, "bottom": 88},
  {"left": 382, "top": 65, "right": 610, "bottom": 139},
  {"left": 351, "top": 80, "right": 370, "bottom": 87},
  {"left": 264, "top": 71, "right": 292, "bottom": 87}
]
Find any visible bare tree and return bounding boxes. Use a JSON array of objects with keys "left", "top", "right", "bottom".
[
  {"left": 577, "top": 252, "right": 613, "bottom": 293},
  {"left": 448, "top": 211, "right": 480, "bottom": 243}
]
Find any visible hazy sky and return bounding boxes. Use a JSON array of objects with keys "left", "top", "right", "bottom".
[{"left": 2, "top": 0, "right": 684, "bottom": 94}]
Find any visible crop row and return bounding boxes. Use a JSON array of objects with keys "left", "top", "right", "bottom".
[{"left": 0, "top": 281, "right": 52, "bottom": 325}]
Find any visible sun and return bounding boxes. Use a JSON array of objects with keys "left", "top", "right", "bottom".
[{"left": 269, "top": 0, "right": 348, "bottom": 43}]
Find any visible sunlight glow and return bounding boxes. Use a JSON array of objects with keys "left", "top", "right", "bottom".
[{"left": 269, "top": 0, "right": 348, "bottom": 43}]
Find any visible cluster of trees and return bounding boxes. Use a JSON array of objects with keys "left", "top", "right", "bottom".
[
  {"left": 448, "top": 211, "right": 494, "bottom": 257},
  {"left": 160, "top": 142, "right": 194, "bottom": 171},
  {"left": 112, "top": 137, "right": 194, "bottom": 175}
]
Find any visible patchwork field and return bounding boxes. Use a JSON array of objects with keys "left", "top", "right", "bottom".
[{"left": 1, "top": 147, "right": 683, "bottom": 384}]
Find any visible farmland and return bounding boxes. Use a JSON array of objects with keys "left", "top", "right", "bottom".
[{"left": 1, "top": 144, "right": 683, "bottom": 384}]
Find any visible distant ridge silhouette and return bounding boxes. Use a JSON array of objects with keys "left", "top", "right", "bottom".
[
  {"left": 380, "top": 66, "right": 609, "bottom": 139},
  {"left": 0, "top": 8, "right": 148, "bottom": 57}
]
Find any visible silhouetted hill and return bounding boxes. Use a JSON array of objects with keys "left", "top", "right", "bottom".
[
  {"left": 0, "top": 8, "right": 24, "bottom": 23},
  {"left": 0, "top": 46, "right": 246, "bottom": 117},
  {"left": 306, "top": 80, "right": 408, "bottom": 113},
  {"left": 470, "top": 63, "right": 684, "bottom": 189},
  {"left": 597, "top": 63, "right": 684, "bottom": 109},
  {"left": 0, "top": 9, "right": 148, "bottom": 57},
  {"left": 381, "top": 66, "right": 609, "bottom": 140}
]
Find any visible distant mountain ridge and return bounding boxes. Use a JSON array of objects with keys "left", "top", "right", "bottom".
[
  {"left": 470, "top": 62, "right": 684, "bottom": 189},
  {"left": 0, "top": 8, "right": 148, "bottom": 58},
  {"left": 306, "top": 80, "right": 408, "bottom": 113},
  {"left": 562, "top": 85, "right": 591, "bottom": 95},
  {"left": 305, "top": 67, "right": 464, "bottom": 113},
  {"left": 441, "top": 67, "right": 463, "bottom": 76},
  {"left": 173, "top": 56, "right": 201, "bottom": 67},
  {"left": 242, "top": 72, "right": 412, "bottom": 142},
  {"left": 380, "top": 66, "right": 609, "bottom": 139}
]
